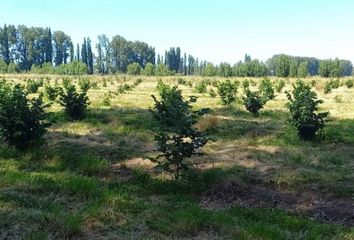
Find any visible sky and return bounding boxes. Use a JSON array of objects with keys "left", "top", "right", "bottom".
[{"left": 1, "top": 0, "right": 354, "bottom": 64}]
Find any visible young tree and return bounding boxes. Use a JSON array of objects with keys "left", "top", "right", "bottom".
[
  {"left": 0, "top": 82, "right": 50, "bottom": 149},
  {"left": 217, "top": 80, "right": 238, "bottom": 105},
  {"left": 150, "top": 83, "right": 208, "bottom": 179},
  {"left": 286, "top": 80, "right": 329, "bottom": 140}
]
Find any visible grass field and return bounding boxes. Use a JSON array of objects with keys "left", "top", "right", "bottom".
[{"left": 1, "top": 74, "right": 354, "bottom": 239}]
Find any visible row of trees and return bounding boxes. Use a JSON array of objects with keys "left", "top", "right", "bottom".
[{"left": 0, "top": 24, "right": 353, "bottom": 77}]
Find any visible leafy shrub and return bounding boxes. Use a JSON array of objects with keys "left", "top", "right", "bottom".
[
  {"left": 209, "top": 88, "right": 217, "bottom": 98},
  {"left": 286, "top": 80, "right": 329, "bottom": 140},
  {"left": 44, "top": 84, "right": 61, "bottom": 101},
  {"left": 259, "top": 78, "right": 275, "bottom": 102},
  {"left": 345, "top": 79, "right": 353, "bottom": 88},
  {"left": 78, "top": 78, "right": 91, "bottom": 92},
  {"left": 177, "top": 78, "right": 187, "bottom": 85},
  {"left": 0, "top": 82, "right": 50, "bottom": 149},
  {"left": 242, "top": 89, "right": 264, "bottom": 116},
  {"left": 195, "top": 80, "right": 208, "bottom": 93},
  {"left": 26, "top": 79, "right": 43, "bottom": 93},
  {"left": 133, "top": 78, "right": 143, "bottom": 86},
  {"left": 150, "top": 83, "right": 208, "bottom": 179},
  {"left": 324, "top": 79, "right": 340, "bottom": 94},
  {"left": 58, "top": 84, "right": 90, "bottom": 120},
  {"left": 275, "top": 79, "right": 285, "bottom": 93},
  {"left": 102, "top": 93, "right": 111, "bottom": 106},
  {"left": 242, "top": 79, "right": 250, "bottom": 90},
  {"left": 127, "top": 62, "right": 141, "bottom": 75},
  {"left": 216, "top": 80, "right": 238, "bottom": 105}
]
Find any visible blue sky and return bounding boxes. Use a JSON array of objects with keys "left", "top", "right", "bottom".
[{"left": 1, "top": 0, "right": 354, "bottom": 64}]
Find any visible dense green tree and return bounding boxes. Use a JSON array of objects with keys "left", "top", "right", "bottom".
[
  {"left": 217, "top": 62, "right": 233, "bottom": 77},
  {"left": 127, "top": 62, "right": 141, "bottom": 75},
  {"left": 75, "top": 43, "right": 80, "bottom": 61},
  {"left": 53, "top": 30, "right": 72, "bottom": 66},
  {"left": 289, "top": 60, "right": 299, "bottom": 77},
  {"left": 0, "top": 59, "right": 7, "bottom": 73},
  {"left": 81, "top": 37, "right": 87, "bottom": 67},
  {"left": 274, "top": 54, "right": 291, "bottom": 77},
  {"left": 297, "top": 61, "right": 309, "bottom": 77},
  {"left": 86, "top": 38, "right": 93, "bottom": 74},
  {"left": 203, "top": 62, "right": 217, "bottom": 76},
  {"left": 143, "top": 62, "right": 155, "bottom": 76},
  {"left": 155, "top": 63, "right": 170, "bottom": 76}
]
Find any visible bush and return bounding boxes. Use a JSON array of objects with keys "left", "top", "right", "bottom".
[
  {"left": 58, "top": 84, "right": 90, "bottom": 120},
  {"left": 44, "top": 84, "right": 61, "bottom": 101},
  {"left": 242, "top": 89, "right": 264, "bottom": 116},
  {"left": 127, "top": 63, "right": 141, "bottom": 75},
  {"left": 78, "top": 78, "right": 91, "bottom": 92},
  {"left": 275, "top": 79, "right": 285, "bottom": 93},
  {"left": 150, "top": 83, "right": 208, "bottom": 179},
  {"left": 324, "top": 79, "right": 340, "bottom": 94},
  {"left": 345, "top": 79, "right": 353, "bottom": 88},
  {"left": 209, "top": 88, "right": 217, "bottom": 98},
  {"left": 195, "top": 80, "right": 208, "bottom": 93},
  {"left": 259, "top": 78, "right": 275, "bottom": 102},
  {"left": 102, "top": 93, "right": 111, "bottom": 106},
  {"left": 242, "top": 79, "right": 250, "bottom": 90},
  {"left": 0, "top": 82, "right": 50, "bottom": 149},
  {"left": 143, "top": 62, "right": 155, "bottom": 76},
  {"left": 216, "top": 80, "right": 238, "bottom": 105},
  {"left": 286, "top": 80, "right": 329, "bottom": 141},
  {"left": 26, "top": 79, "right": 43, "bottom": 93}
]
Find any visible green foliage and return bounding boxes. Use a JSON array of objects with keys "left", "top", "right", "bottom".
[
  {"left": 143, "top": 62, "right": 155, "bottom": 76},
  {"left": 275, "top": 79, "right": 286, "bottom": 93},
  {"left": 202, "top": 63, "right": 217, "bottom": 76},
  {"left": 345, "top": 79, "right": 353, "bottom": 88},
  {"left": 0, "top": 82, "right": 50, "bottom": 149},
  {"left": 127, "top": 62, "right": 141, "bottom": 75},
  {"left": 156, "top": 64, "right": 170, "bottom": 76},
  {"left": 7, "top": 63, "right": 19, "bottom": 73},
  {"left": 78, "top": 78, "right": 91, "bottom": 92},
  {"left": 133, "top": 78, "right": 142, "bottom": 86},
  {"left": 44, "top": 84, "right": 61, "bottom": 101},
  {"left": 286, "top": 80, "right": 329, "bottom": 140},
  {"left": 56, "top": 61, "right": 88, "bottom": 75},
  {"left": 259, "top": 78, "right": 275, "bottom": 102},
  {"left": 150, "top": 83, "right": 208, "bottom": 179},
  {"left": 195, "top": 80, "right": 208, "bottom": 93},
  {"left": 242, "top": 79, "right": 250, "bottom": 90},
  {"left": 216, "top": 80, "right": 238, "bottom": 105},
  {"left": 217, "top": 62, "right": 233, "bottom": 77},
  {"left": 275, "top": 54, "right": 291, "bottom": 77},
  {"left": 209, "top": 88, "right": 217, "bottom": 98},
  {"left": 117, "top": 83, "right": 133, "bottom": 94},
  {"left": 26, "top": 79, "right": 43, "bottom": 93},
  {"left": 243, "top": 89, "right": 264, "bottom": 116},
  {"left": 102, "top": 93, "right": 111, "bottom": 106},
  {"left": 324, "top": 79, "right": 340, "bottom": 94},
  {"left": 0, "top": 60, "right": 7, "bottom": 73},
  {"left": 297, "top": 61, "right": 309, "bottom": 77},
  {"left": 58, "top": 83, "right": 90, "bottom": 120}
]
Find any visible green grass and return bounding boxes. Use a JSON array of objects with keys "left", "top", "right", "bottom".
[{"left": 1, "top": 74, "right": 354, "bottom": 239}]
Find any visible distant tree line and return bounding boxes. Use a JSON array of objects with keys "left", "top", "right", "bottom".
[{"left": 0, "top": 24, "right": 352, "bottom": 77}]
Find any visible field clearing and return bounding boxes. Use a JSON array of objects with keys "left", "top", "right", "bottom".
[{"left": 1, "top": 74, "right": 354, "bottom": 239}]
